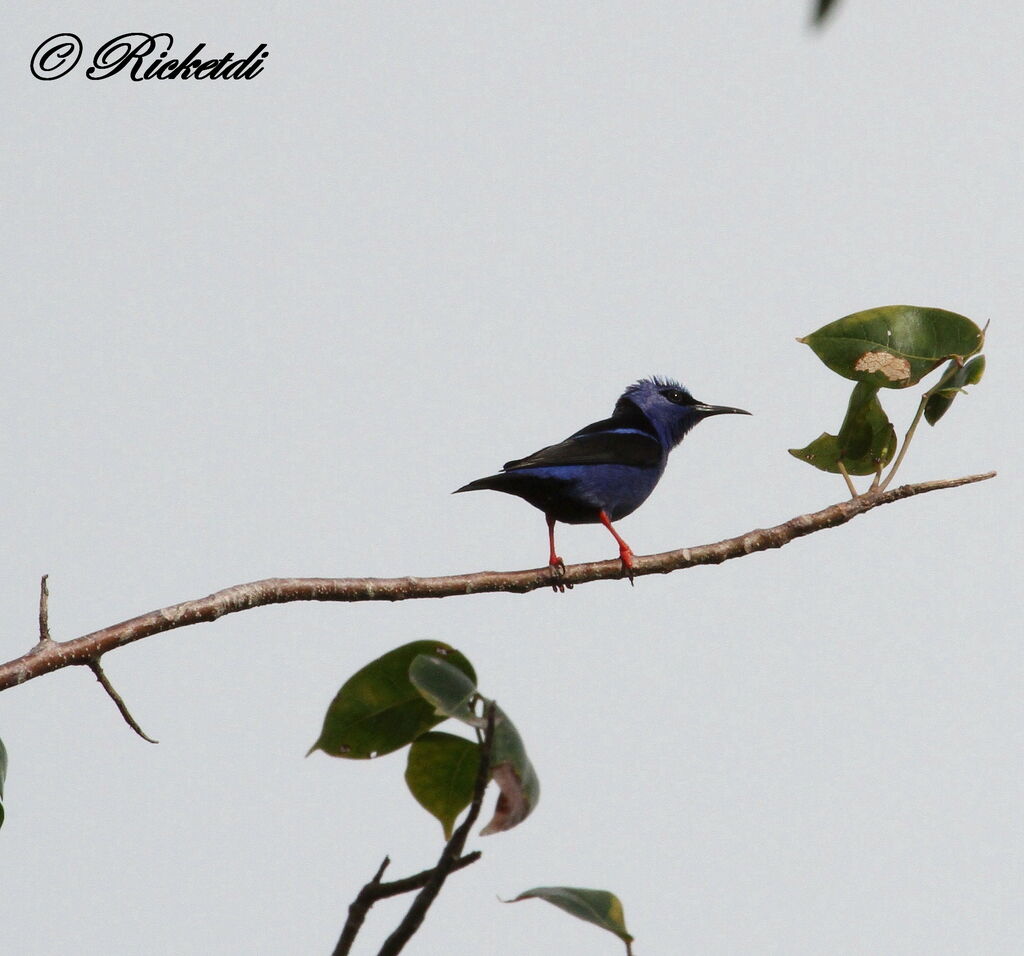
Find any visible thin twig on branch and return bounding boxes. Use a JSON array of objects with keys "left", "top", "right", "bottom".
[
  {"left": 0, "top": 472, "right": 995, "bottom": 696},
  {"left": 88, "top": 659, "right": 158, "bottom": 744},
  {"left": 334, "top": 857, "right": 393, "bottom": 956},
  {"left": 38, "top": 574, "right": 52, "bottom": 644}
]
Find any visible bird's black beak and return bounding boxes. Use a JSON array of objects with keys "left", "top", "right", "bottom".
[{"left": 693, "top": 402, "right": 752, "bottom": 418}]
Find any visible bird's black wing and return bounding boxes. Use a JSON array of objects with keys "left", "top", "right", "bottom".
[{"left": 503, "top": 419, "right": 662, "bottom": 471}]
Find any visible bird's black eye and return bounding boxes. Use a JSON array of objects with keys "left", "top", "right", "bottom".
[{"left": 660, "top": 388, "right": 695, "bottom": 406}]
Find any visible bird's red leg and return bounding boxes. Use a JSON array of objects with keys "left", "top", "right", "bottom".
[
  {"left": 546, "top": 514, "right": 569, "bottom": 591},
  {"left": 598, "top": 510, "right": 635, "bottom": 583},
  {"left": 546, "top": 514, "right": 564, "bottom": 569}
]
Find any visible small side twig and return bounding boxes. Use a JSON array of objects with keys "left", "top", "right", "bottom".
[
  {"left": 368, "top": 851, "right": 482, "bottom": 899},
  {"left": 377, "top": 703, "right": 497, "bottom": 956},
  {"left": 38, "top": 574, "right": 51, "bottom": 643},
  {"left": 333, "top": 857, "right": 392, "bottom": 956},
  {"left": 88, "top": 659, "right": 158, "bottom": 744}
]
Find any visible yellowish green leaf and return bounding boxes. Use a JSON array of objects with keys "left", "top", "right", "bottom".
[
  {"left": 405, "top": 731, "right": 480, "bottom": 839},
  {"left": 507, "top": 886, "right": 634, "bottom": 951}
]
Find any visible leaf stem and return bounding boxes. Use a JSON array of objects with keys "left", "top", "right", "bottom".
[
  {"left": 877, "top": 393, "right": 929, "bottom": 492},
  {"left": 837, "top": 462, "right": 857, "bottom": 498}
]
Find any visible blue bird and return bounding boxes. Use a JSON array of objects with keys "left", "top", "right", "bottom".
[{"left": 455, "top": 377, "right": 750, "bottom": 582}]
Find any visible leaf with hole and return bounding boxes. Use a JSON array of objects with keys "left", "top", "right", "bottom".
[
  {"left": 309, "top": 641, "right": 476, "bottom": 759},
  {"left": 507, "top": 886, "right": 634, "bottom": 952},
  {"left": 799, "top": 305, "right": 984, "bottom": 389},
  {"left": 405, "top": 731, "right": 480, "bottom": 839}
]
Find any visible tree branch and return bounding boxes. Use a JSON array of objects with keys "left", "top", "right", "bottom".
[
  {"left": 334, "top": 857, "right": 393, "bottom": 956},
  {"left": 0, "top": 472, "right": 994, "bottom": 695},
  {"left": 332, "top": 852, "right": 483, "bottom": 956},
  {"left": 378, "top": 703, "right": 497, "bottom": 955},
  {"left": 333, "top": 705, "right": 496, "bottom": 955}
]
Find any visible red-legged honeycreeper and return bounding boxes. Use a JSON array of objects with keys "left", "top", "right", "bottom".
[{"left": 455, "top": 377, "right": 750, "bottom": 582}]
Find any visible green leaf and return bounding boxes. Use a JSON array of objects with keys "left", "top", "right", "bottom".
[
  {"left": 789, "top": 432, "right": 845, "bottom": 473},
  {"left": 835, "top": 382, "right": 898, "bottom": 473},
  {"left": 480, "top": 704, "right": 540, "bottom": 835},
  {"left": 309, "top": 641, "right": 477, "bottom": 759},
  {"left": 409, "top": 653, "right": 482, "bottom": 726},
  {"left": 0, "top": 735, "right": 6, "bottom": 830},
  {"left": 799, "top": 305, "right": 984, "bottom": 389},
  {"left": 507, "top": 886, "right": 634, "bottom": 950},
  {"left": 789, "top": 382, "right": 896, "bottom": 475},
  {"left": 405, "top": 731, "right": 480, "bottom": 839},
  {"left": 925, "top": 355, "right": 986, "bottom": 425}
]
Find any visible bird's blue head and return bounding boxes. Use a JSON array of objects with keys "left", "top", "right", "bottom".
[{"left": 617, "top": 377, "right": 751, "bottom": 448}]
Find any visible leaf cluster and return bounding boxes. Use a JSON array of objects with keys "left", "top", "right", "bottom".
[
  {"left": 312, "top": 641, "right": 634, "bottom": 951},
  {"left": 309, "top": 640, "right": 538, "bottom": 839},
  {"left": 790, "top": 305, "right": 986, "bottom": 491}
]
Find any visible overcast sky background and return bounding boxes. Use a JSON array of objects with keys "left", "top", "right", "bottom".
[{"left": 2, "top": 3, "right": 1020, "bottom": 954}]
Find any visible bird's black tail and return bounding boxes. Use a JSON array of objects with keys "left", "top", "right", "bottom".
[{"left": 453, "top": 474, "right": 509, "bottom": 494}]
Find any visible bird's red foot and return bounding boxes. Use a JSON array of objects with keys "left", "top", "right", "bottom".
[
  {"left": 597, "top": 510, "right": 635, "bottom": 586},
  {"left": 548, "top": 556, "right": 572, "bottom": 592},
  {"left": 619, "top": 546, "right": 635, "bottom": 586}
]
